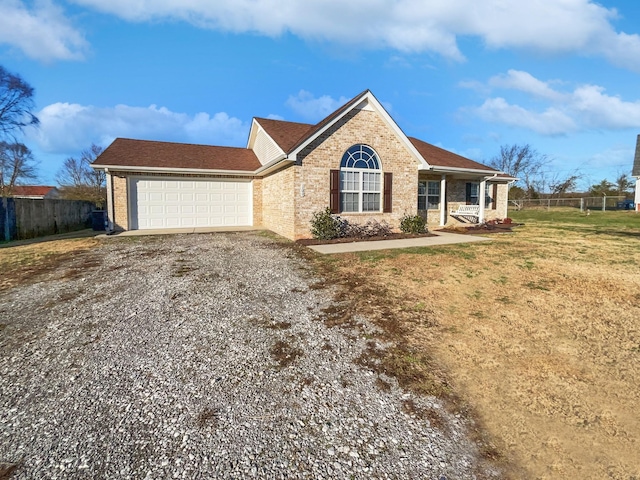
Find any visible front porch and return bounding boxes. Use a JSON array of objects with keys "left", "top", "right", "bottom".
[{"left": 417, "top": 173, "right": 508, "bottom": 227}]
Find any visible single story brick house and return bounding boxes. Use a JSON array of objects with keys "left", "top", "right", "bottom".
[{"left": 92, "top": 90, "right": 515, "bottom": 240}]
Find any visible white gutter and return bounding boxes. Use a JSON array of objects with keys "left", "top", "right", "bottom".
[
  {"left": 92, "top": 154, "right": 293, "bottom": 178},
  {"left": 91, "top": 164, "right": 258, "bottom": 177},
  {"left": 430, "top": 165, "right": 503, "bottom": 175}
]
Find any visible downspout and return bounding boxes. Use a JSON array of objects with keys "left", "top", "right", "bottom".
[{"left": 105, "top": 168, "right": 115, "bottom": 233}]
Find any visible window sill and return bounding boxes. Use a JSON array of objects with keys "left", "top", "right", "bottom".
[{"left": 339, "top": 211, "right": 384, "bottom": 215}]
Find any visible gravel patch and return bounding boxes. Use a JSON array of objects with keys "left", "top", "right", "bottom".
[{"left": 0, "top": 232, "right": 496, "bottom": 479}]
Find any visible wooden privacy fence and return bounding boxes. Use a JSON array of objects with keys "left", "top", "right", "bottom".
[{"left": 1, "top": 197, "right": 96, "bottom": 242}]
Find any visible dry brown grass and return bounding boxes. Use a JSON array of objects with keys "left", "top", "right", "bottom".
[
  {"left": 0, "top": 238, "right": 98, "bottom": 291},
  {"left": 316, "top": 211, "right": 640, "bottom": 479}
]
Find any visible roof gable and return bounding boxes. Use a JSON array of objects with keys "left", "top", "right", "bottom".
[
  {"left": 633, "top": 134, "right": 640, "bottom": 177},
  {"left": 284, "top": 90, "right": 428, "bottom": 168},
  {"left": 93, "top": 138, "right": 261, "bottom": 172},
  {"left": 252, "top": 118, "right": 314, "bottom": 154}
]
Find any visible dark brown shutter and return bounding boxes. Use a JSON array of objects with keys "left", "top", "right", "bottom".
[
  {"left": 329, "top": 169, "right": 340, "bottom": 213},
  {"left": 465, "top": 183, "right": 472, "bottom": 204},
  {"left": 492, "top": 183, "right": 498, "bottom": 210},
  {"left": 383, "top": 172, "right": 393, "bottom": 213}
]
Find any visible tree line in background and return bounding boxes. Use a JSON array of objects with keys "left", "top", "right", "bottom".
[
  {"left": 0, "top": 65, "right": 106, "bottom": 207},
  {"left": 488, "top": 144, "right": 635, "bottom": 200}
]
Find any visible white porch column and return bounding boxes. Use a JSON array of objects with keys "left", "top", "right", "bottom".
[
  {"left": 105, "top": 171, "right": 114, "bottom": 231},
  {"left": 635, "top": 178, "right": 640, "bottom": 212},
  {"left": 439, "top": 174, "right": 447, "bottom": 226},
  {"left": 479, "top": 178, "right": 486, "bottom": 223}
]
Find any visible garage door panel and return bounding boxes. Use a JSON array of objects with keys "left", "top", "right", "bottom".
[{"left": 132, "top": 178, "right": 252, "bottom": 229}]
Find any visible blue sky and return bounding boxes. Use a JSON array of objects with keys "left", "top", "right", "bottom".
[{"left": 1, "top": 0, "right": 640, "bottom": 191}]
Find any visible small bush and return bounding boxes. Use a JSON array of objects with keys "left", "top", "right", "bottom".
[
  {"left": 310, "top": 208, "right": 344, "bottom": 240},
  {"left": 399, "top": 214, "right": 427, "bottom": 234},
  {"left": 345, "top": 219, "right": 393, "bottom": 238},
  {"left": 311, "top": 209, "right": 394, "bottom": 240}
]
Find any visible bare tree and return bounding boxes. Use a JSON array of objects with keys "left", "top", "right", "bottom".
[
  {"left": 56, "top": 144, "right": 106, "bottom": 207},
  {"left": 0, "top": 142, "right": 38, "bottom": 195},
  {"left": 489, "top": 144, "right": 550, "bottom": 198},
  {"left": 549, "top": 173, "right": 580, "bottom": 198},
  {"left": 0, "top": 66, "right": 39, "bottom": 140}
]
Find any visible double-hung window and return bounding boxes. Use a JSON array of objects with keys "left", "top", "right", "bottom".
[
  {"left": 340, "top": 145, "right": 381, "bottom": 212},
  {"left": 418, "top": 181, "right": 440, "bottom": 210},
  {"left": 466, "top": 182, "right": 492, "bottom": 207}
]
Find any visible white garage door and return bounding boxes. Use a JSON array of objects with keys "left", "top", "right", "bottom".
[{"left": 130, "top": 178, "right": 252, "bottom": 229}]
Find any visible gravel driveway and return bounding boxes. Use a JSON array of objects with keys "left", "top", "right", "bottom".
[{"left": 1, "top": 232, "right": 494, "bottom": 479}]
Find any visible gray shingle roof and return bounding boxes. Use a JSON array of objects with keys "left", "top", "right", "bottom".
[{"left": 633, "top": 134, "right": 640, "bottom": 177}]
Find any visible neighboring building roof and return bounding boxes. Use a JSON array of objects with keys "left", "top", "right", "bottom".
[
  {"left": 253, "top": 118, "right": 314, "bottom": 153},
  {"left": 408, "top": 137, "right": 499, "bottom": 173},
  {"left": 93, "top": 138, "right": 261, "bottom": 172},
  {"left": 633, "top": 134, "right": 640, "bottom": 177},
  {"left": 11, "top": 186, "right": 57, "bottom": 197}
]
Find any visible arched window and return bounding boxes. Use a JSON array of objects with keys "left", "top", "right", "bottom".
[{"left": 339, "top": 144, "right": 382, "bottom": 212}]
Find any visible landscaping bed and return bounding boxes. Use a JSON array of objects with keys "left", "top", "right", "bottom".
[{"left": 296, "top": 232, "right": 435, "bottom": 246}]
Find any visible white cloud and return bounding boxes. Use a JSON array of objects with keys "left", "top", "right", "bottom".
[
  {"left": 475, "top": 98, "right": 577, "bottom": 136},
  {"left": 285, "top": 90, "right": 350, "bottom": 121},
  {"left": 571, "top": 85, "right": 640, "bottom": 129},
  {"left": 0, "top": 0, "right": 88, "bottom": 62},
  {"left": 26, "top": 102, "right": 249, "bottom": 154},
  {"left": 469, "top": 71, "right": 640, "bottom": 135},
  {"left": 488, "top": 70, "right": 566, "bottom": 102},
  {"left": 68, "top": 0, "right": 640, "bottom": 71}
]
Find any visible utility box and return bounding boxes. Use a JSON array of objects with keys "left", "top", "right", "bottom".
[
  {"left": 616, "top": 200, "right": 634, "bottom": 210},
  {"left": 91, "top": 210, "right": 107, "bottom": 231}
]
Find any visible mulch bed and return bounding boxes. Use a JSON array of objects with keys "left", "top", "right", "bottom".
[
  {"left": 296, "top": 232, "right": 436, "bottom": 246},
  {"left": 437, "top": 222, "right": 523, "bottom": 234}
]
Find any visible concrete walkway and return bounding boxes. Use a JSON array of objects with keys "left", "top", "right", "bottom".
[{"left": 307, "top": 231, "right": 490, "bottom": 254}]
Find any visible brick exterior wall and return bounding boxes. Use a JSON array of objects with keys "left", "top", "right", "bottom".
[
  {"left": 112, "top": 175, "right": 129, "bottom": 230},
  {"left": 261, "top": 166, "right": 296, "bottom": 239},
  {"left": 493, "top": 183, "right": 509, "bottom": 219},
  {"left": 252, "top": 178, "right": 263, "bottom": 227},
  {"left": 287, "top": 109, "right": 420, "bottom": 239}
]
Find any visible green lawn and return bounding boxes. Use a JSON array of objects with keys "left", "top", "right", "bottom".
[{"left": 508, "top": 207, "right": 640, "bottom": 233}]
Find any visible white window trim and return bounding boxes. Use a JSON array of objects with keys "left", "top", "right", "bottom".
[
  {"left": 468, "top": 181, "right": 492, "bottom": 208},
  {"left": 418, "top": 180, "right": 441, "bottom": 210},
  {"left": 340, "top": 167, "right": 382, "bottom": 213},
  {"left": 339, "top": 144, "right": 383, "bottom": 213}
]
